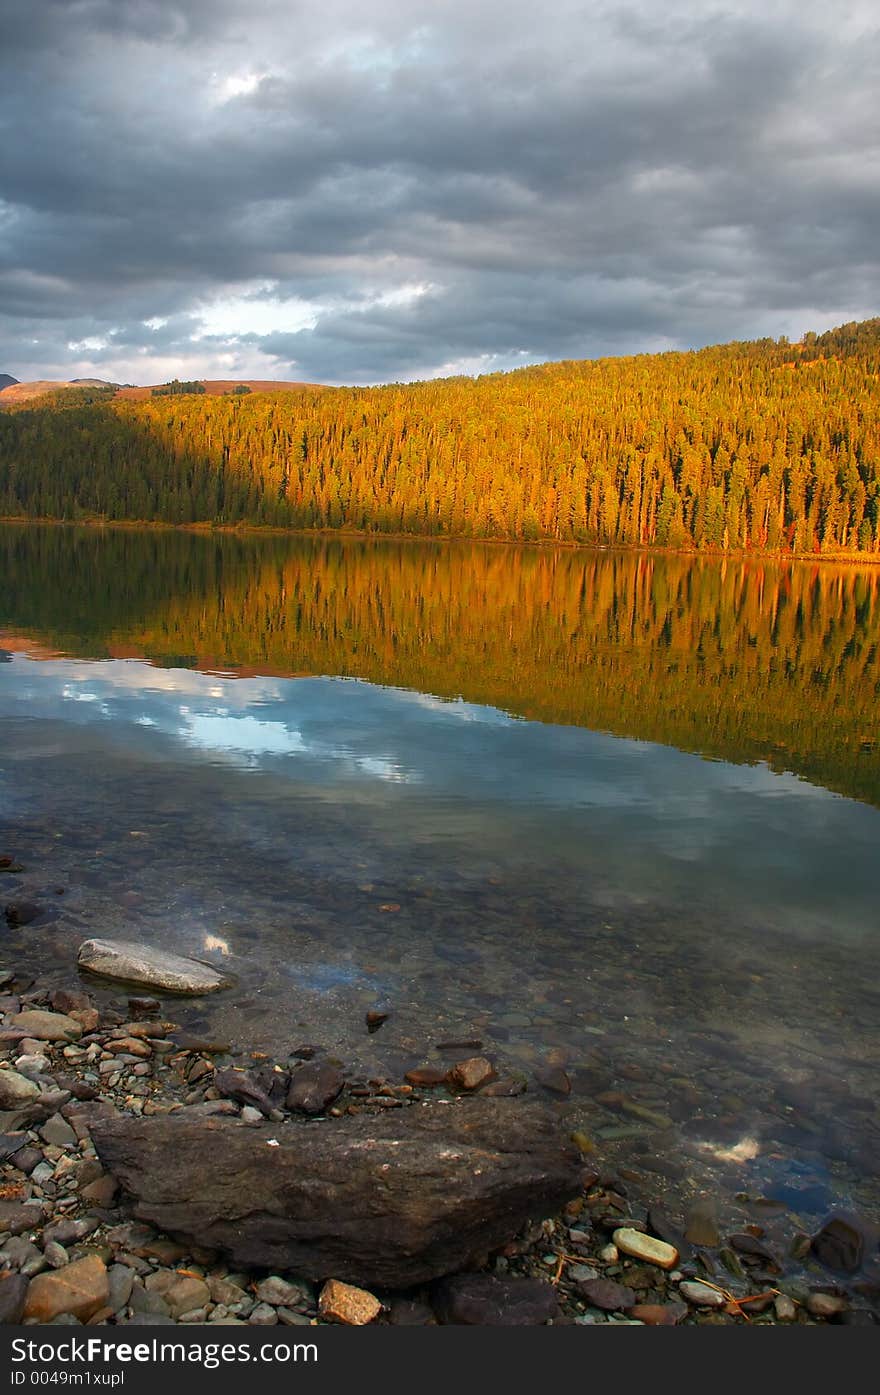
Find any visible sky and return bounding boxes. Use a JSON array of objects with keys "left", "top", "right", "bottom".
[{"left": 1, "top": 0, "right": 878, "bottom": 386}]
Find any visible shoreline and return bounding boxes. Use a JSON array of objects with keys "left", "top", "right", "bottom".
[
  {"left": 2, "top": 514, "right": 880, "bottom": 570},
  {"left": 1, "top": 851, "right": 876, "bottom": 1328}
]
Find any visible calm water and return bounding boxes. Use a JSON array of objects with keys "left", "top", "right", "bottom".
[{"left": 1, "top": 524, "right": 879, "bottom": 1232}]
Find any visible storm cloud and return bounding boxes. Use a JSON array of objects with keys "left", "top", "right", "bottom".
[{"left": 1, "top": 0, "right": 877, "bottom": 384}]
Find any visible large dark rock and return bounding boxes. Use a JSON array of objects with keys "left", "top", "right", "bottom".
[{"left": 91, "top": 1099, "right": 582, "bottom": 1289}]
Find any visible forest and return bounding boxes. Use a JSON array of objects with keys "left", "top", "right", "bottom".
[{"left": 0, "top": 318, "right": 878, "bottom": 554}]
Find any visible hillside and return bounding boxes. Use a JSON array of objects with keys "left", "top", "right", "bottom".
[
  {"left": 0, "top": 378, "right": 117, "bottom": 405},
  {"left": 0, "top": 319, "right": 879, "bottom": 555},
  {"left": 0, "top": 374, "right": 18, "bottom": 390}
]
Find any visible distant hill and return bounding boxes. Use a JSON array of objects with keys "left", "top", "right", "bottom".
[
  {"left": 0, "top": 377, "right": 318, "bottom": 408},
  {"left": 0, "top": 378, "right": 117, "bottom": 405}
]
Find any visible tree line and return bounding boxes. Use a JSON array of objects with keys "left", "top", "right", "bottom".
[{"left": 0, "top": 319, "right": 879, "bottom": 554}]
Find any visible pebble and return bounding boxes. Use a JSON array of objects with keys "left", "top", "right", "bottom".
[
  {"left": 577, "top": 1277, "right": 636, "bottom": 1311},
  {"left": 254, "top": 1276, "right": 313, "bottom": 1308},
  {"left": 248, "top": 1303, "right": 279, "bottom": 1325},
  {"left": 774, "top": 1294, "right": 797, "bottom": 1321},
  {"left": 806, "top": 1292, "right": 848, "bottom": 1319}
]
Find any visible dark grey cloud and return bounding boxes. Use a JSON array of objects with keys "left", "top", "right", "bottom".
[{"left": 1, "top": 1, "right": 877, "bottom": 384}]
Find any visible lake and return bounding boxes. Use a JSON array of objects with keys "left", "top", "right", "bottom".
[{"left": 1, "top": 523, "right": 879, "bottom": 1234}]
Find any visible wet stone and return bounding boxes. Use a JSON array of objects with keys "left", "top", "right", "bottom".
[
  {"left": 446, "top": 1057, "right": 497, "bottom": 1091},
  {"left": 286, "top": 1062, "right": 345, "bottom": 1115},
  {"left": 404, "top": 1067, "right": 447, "bottom": 1087},
  {"left": 77, "top": 939, "right": 227, "bottom": 995},
  {"left": 806, "top": 1292, "right": 848, "bottom": 1319},
  {"left": 577, "top": 1278, "right": 636, "bottom": 1312},
  {"left": 774, "top": 1294, "right": 797, "bottom": 1321},
  {"left": 432, "top": 1274, "right": 559, "bottom": 1326}
]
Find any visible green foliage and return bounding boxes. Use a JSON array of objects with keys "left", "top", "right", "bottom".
[
  {"left": 151, "top": 379, "right": 206, "bottom": 397},
  {"left": 2, "top": 385, "right": 116, "bottom": 413},
  {"left": 0, "top": 320, "right": 879, "bottom": 552}
]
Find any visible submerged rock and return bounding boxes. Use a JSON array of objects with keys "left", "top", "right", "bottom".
[
  {"left": 91, "top": 1098, "right": 582, "bottom": 1288},
  {"left": 446, "top": 1057, "right": 497, "bottom": 1091},
  {"left": 811, "top": 1213, "right": 876, "bottom": 1274},
  {"left": 77, "top": 938, "right": 228, "bottom": 994},
  {"left": 4, "top": 902, "right": 43, "bottom": 927}
]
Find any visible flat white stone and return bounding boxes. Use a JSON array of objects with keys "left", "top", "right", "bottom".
[
  {"left": 77, "top": 938, "right": 227, "bottom": 994},
  {"left": 612, "top": 1227, "right": 679, "bottom": 1269}
]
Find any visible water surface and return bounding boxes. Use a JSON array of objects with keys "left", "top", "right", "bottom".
[{"left": 1, "top": 525, "right": 878, "bottom": 1230}]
